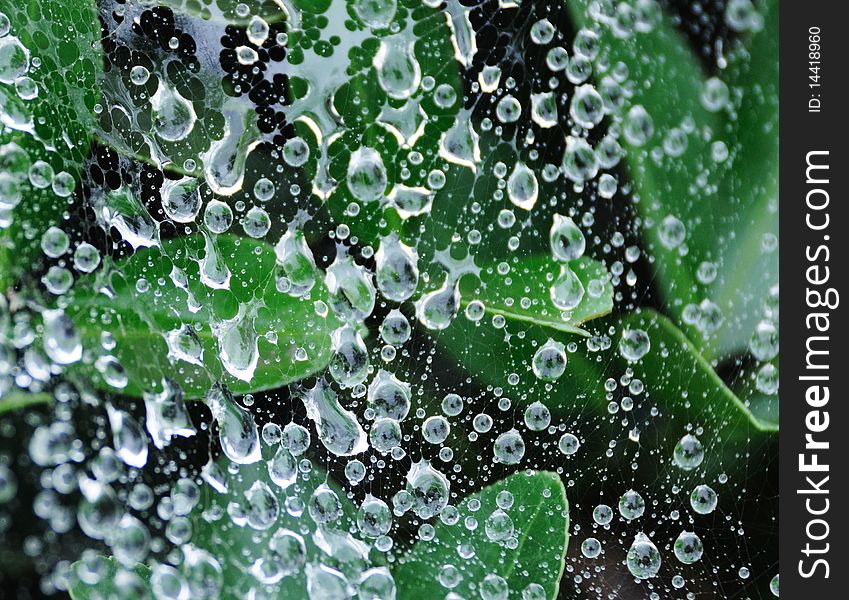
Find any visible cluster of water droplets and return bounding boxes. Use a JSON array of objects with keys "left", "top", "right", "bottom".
[{"left": 0, "top": 0, "right": 779, "bottom": 598}]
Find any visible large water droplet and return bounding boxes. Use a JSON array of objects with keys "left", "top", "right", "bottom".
[
  {"left": 208, "top": 385, "right": 261, "bottom": 464},
  {"left": 626, "top": 533, "right": 662, "bottom": 579},
  {"left": 300, "top": 379, "right": 368, "bottom": 456},
  {"left": 376, "top": 234, "right": 419, "bottom": 302}
]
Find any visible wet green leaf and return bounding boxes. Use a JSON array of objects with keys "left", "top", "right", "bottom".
[
  {"left": 190, "top": 459, "right": 379, "bottom": 599},
  {"left": 436, "top": 255, "right": 613, "bottom": 416},
  {"left": 567, "top": 0, "right": 778, "bottom": 360},
  {"left": 709, "top": 0, "right": 778, "bottom": 356},
  {"left": 459, "top": 255, "right": 614, "bottom": 337},
  {"left": 622, "top": 309, "right": 778, "bottom": 432},
  {"left": 394, "top": 471, "right": 569, "bottom": 600},
  {"left": 68, "top": 556, "right": 152, "bottom": 600},
  {"left": 439, "top": 301, "right": 776, "bottom": 432},
  {"left": 65, "top": 235, "right": 339, "bottom": 398},
  {"left": 0, "top": 0, "right": 102, "bottom": 290},
  {"left": 322, "top": 0, "right": 464, "bottom": 248}
]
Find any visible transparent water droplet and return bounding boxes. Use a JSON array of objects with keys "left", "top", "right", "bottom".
[
  {"left": 570, "top": 84, "right": 604, "bottom": 129},
  {"left": 405, "top": 460, "right": 450, "bottom": 519},
  {"left": 353, "top": 0, "right": 397, "bottom": 29},
  {"left": 422, "top": 415, "right": 450, "bottom": 444},
  {"left": 439, "top": 110, "right": 480, "bottom": 172},
  {"left": 550, "top": 214, "right": 586, "bottom": 262},
  {"left": 376, "top": 234, "right": 419, "bottom": 302},
  {"left": 690, "top": 484, "right": 718, "bottom": 515},
  {"left": 532, "top": 339, "right": 567, "bottom": 381},
  {"left": 484, "top": 508, "right": 514, "bottom": 541},
  {"left": 618, "top": 489, "right": 645, "bottom": 520},
  {"left": 0, "top": 36, "right": 30, "bottom": 84},
  {"left": 245, "top": 480, "right": 279, "bottom": 530},
  {"left": 674, "top": 530, "right": 704, "bottom": 564},
  {"left": 380, "top": 309, "right": 411, "bottom": 346},
  {"left": 562, "top": 137, "right": 599, "bottom": 183},
  {"left": 329, "top": 324, "right": 370, "bottom": 388},
  {"left": 374, "top": 36, "right": 421, "bottom": 100},
  {"left": 300, "top": 379, "right": 368, "bottom": 456},
  {"left": 215, "top": 304, "right": 258, "bottom": 381},
  {"left": 507, "top": 162, "right": 538, "bottom": 211},
  {"left": 357, "top": 495, "right": 393, "bottom": 538},
  {"left": 619, "top": 329, "right": 651, "bottom": 362},
  {"left": 493, "top": 429, "right": 525, "bottom": 465},
  {"left": 268, "top": 446, "right": 297, "bottom": 489},
  {"left": 106, "top": 405, "right": 148, "bottom": 469},
  {"left": 550, "top": 264, "right": 585, "bottom": 311},
  {"left": 530, "top": 91, "right": 557, "bottom": 128},
  {"left": 558, "top": 432, "right": 580, "bottom": 455},
  {"left": 626, "top": 533, "right": 662, "bottom": 579},
  {"left": 326, "top": 254, "right": 376, "bottom": 322},
  {"left": 143, "top": 380, "right": 195, "bottom": 450},
  {"left": 658, "top": 214, "right": 686, "bottom": 249},
  {"left": 673, "top": 434, "right": 705, "bottom": 471},
  {"left": 161, "top": 177, "right": 201, "bottom": 223},
  {"left": 416, "top": 277, "right": 460, "bottom": 330},
  {"left": 208, "top": 385, "right": 261, "bottom": 464},
  {"left": 523, "top": 401, "right": 551, "bottom": 431},
  {"left": 151, "top": 82, "right": 196, "bottom": 142},
  {"left": 42, "top": 309, "right": 82, "bottom": 365},
  {"left": 347, "top": 147, "right": 388, "bottom": 203}
]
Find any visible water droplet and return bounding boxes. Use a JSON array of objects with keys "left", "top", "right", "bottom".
[
  {"left": 626, "top": 533, "right": 662, "bottom": 579},
  {"left": 300, "top": 379, "right": 368, "bottom": 456},
  {"left": 208, "top": 385, "right": 261, "bottom": 465},
  {"left": 376, "top": 234, "right": 419, "bottom": 302},
  {"left": 619, "top": 329, "right": 650, "bottom": 361},
  {"left": 550, "top": 214, "right": 586, "bottom": 262},
  {"left": 347, "top": 147, "right": 388, "bottom": 202},
  {"left": 674, "top": 530, "right": 704, "bottom": 564},
  {"left": 493, "top": 429, "right": 525, "bottom": 465},
  {"left": 690, "top": 484, "right": 718, "bottom": 515},
  {"left": 532, "top": 339, "right": 567, "bottom": 381},
  {"left": 406, "top": 460, "right": 450, "bottom": 519},
  {"left": 673, "top": 434, "right": 705, "bottom": 471}
]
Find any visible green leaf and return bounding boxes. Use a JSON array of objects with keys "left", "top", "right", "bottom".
[
  {"left": 566, "top": 0, "right": 778, "bottom": 359},
  {"left": 440, "top": 298, "right": 776, "bottom": 432},
  {"left": 0, "top": 390, "right": 52, "bottom": 415},
  {"left": 189, "top": 459, "right": 378, "bottom": 599},
  {"left": 621, "top": 309, "right": 777, "bottom": 432},
  {"left": 393, "top": 471, "right": 569, "bottom": 600},
  {"left": 708, "top": 0, "right": 778, "bottom": 356},
  {"left": 68, "top": 556, "right": 152, "bottom": 600},
  {"left": 322, "top": 0, "right": 464, "bottom": 249},
  {"left": 436, "top": 255, "right": 613, "bottom": 416},
  {"left": 730, "top": 354, "right": 778, "bottom": 431},
  {"left": 0, "top": 0, "right": 103, "bottom": 290},
  {"left": 460, "top": 255, "right": 614, "bottom": 337},
  {"left": 65, "top": 234, "right": 339, "bottom": 398}
]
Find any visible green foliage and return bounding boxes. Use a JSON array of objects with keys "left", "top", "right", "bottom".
[
  {"left": 437, "top": 255, "right": 614, "bottom": 417},
  {"left": 67, "top": 471, "right": 565, "bottom": 599},
  {"left": 65, "top": 235, "right": 339, "bottom": 398},
  {"left": 188, "top": 460, "right": 367, "bottom": 599},
  {"left": 621, "top": 309, "right": 778, "bottom": 432},
  {"left": 4, "top": 0, "right": 780, "bottom": 596},
  {"left": 394, "top": 471, "right": 569, "bottom": 600},
  {"left": 567, "top": 0, "right": 778, "bottom": 360},
  {"left": 459, "top": 255, "right": 613, "bottom": 336},
  {"left": 68, "top": 556, "right": 152, "bottom": 600},
  {"left": 0, "top": 0, "right": 102, "bottom": 289}
]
